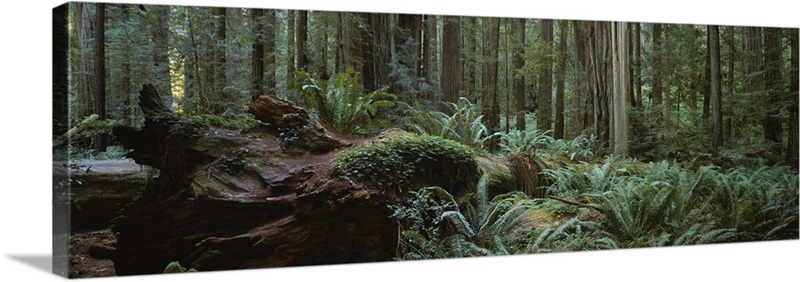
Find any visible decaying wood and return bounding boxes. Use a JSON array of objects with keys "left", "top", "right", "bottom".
[{"left": 109, "top": 84, "right": 548, "bottom": 275}]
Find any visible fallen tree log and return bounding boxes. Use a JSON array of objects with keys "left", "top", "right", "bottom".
[{"left": 109, "top": 85, "right": 546, "bottom": 275}]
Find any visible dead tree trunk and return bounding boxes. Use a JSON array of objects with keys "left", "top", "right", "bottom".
[{"left": 110, "top": 84, "right": 545, "bottom": 275}]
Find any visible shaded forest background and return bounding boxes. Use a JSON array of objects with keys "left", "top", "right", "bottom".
[{"left": 54, "top": 2, "right": 798, "bottom": 166}]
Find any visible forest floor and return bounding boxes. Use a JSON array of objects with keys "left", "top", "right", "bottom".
[{"left": 69, "top": 229, "right": 116, "bottom": 278}]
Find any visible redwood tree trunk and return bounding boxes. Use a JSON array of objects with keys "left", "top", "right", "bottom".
[
  {"left": 709, "top": 25, "right": 723, "bottom": 149},
  {"left": 441, "top": 16, "right": 461, "bottom": 105},
  {"left": 787, "top": 30, "right": 798, "bottom": 166},
  {"left": 514, "top": 18, "right": 526, "bottom": 131},
  {"left": 763, "top": 28, "right": 782, "bottom": 145},
  {"left": 538, "top": 19, "right": 554, "bottom": 134},
  {"left": 482, "top": 18, "right": 501, "bottom": 146},
  {"left": 93, "top": 3, "right": 107, "bottom": 152},
  {"left": 296, "top": 11, "right": 308, "bottom": 73},
  {"left": 554, "top": 20, "right": 567, "bottom": 139}
]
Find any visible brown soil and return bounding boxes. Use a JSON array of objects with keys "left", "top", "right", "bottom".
[{"left": 69, "top": 229, "right": 117, "bottom": 278}]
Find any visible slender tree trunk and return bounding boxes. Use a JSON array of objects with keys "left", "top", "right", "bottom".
[
  {"left": 368, "top": 13, "right": 394, "bottom": 92},
  {"left": 251, "top": 9, "right": 265, "bottom": 99},
  {"left": 75, "top": 2, "right": 93, "bottom": 118},
  {"left": 709, "top": 25, "right": 723, "bottom": 149},
  {"left": 423, "top": 15, "right": 438, "bottom": 97},
  {"left": 651, "top": 23, "right": 663, "bottom": 106},
  {"left": 287, "top": 10, "right": 295, "bottom": 77},
  {"left": 611, "top": 22, "right": 629, "bottom": 157},
  {"left": 514, "top": 18, "right": 527, "bottom": 131},
  {"left": 152, "top": 5, "right": 172, "bottom": 107},
  {"left": 704, "top": 27, "right": 712, "bottom": 118},
  {"left": 634, "top": 22, "right": 642, "bottom": 107},
  {"left": 538, "top": 19, "right": 554, "bottom": 134},
  {"left": 725, "top": 26, "right": 735, "bottom": 140},
  {"left": 763, "top": 28, "right": 782, "bottom": 145},
  {"left": 296, "top": 11, "right": 308, "bottom": 72},
  {"left": 264, "top": 11, "right": 276, "bottom": 93},
  {"left": 787, "top": 30, "right": 798, "bottom": 165},
  {"left": 93, "top": 3, "right": 107, "bottom": 151},
  {"left": 482, "top": 18, "right": 501, "bottom": 142},
  {"left": 212, "top": 7, "right": 227, "bottom": 114},
  {"left": 441, "top": 16, "right": 461, "bottom": 105},
  {"left": 554, "top": 20, "right": 567, "bottom": 139}
]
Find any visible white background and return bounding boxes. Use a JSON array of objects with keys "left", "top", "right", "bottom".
[{"left": 0, "top": 0, "right": 798, "bottom": 281}]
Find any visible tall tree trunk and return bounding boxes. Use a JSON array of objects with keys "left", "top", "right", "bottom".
[
  {"left": 514, "top": 18, "right": 527, "bottom": 131},
  {"left": 53, "top": 4, "right": 68, "bottom": 137},
  {"left": 251, "top": 9, "right": 265, "bottom": 99},
  {"left": 212, "top": 7, "right": 227, "bottom": 114},
  {"left": 554, "top": 20, "right": 567, "bottom": 139},
  {"left": 787, "top": 30, "right": 798, "bottom": 165},
  {"left": 368, "top": 13, "right": 394, "bottom": 92},
  {"left": 651, "top": 23, "right": 663, "bottom": 106},
  {"left": 537, "top": 19, "right": 554, "bottom": 134},
  {"left": 423, "top": 15, "right": 438, "bottom": 97},
  {"left": 152, "top": 5, "right": 172, "bottom": 107},
  {"left": 704, "top": 26, "right": 712, "bottom": 118},
  {"left": 589, "top": 22, "right": 610, "bottom": 147},
  {"left": 441, "top": 16, "right": 461, "bottom": 105},
  {"left": 296, "top": 11, "right": 308, "bottom": 72},
  {"left": 611, "top": 22, "right": 629, "bottom": 157},
  {"left": 482, "top": 18, "right": 501, "bottom": 144},
  {"left": 763, "top": 28, "right": 782, "bottom": 145},
  {"left": 634, "top": 23, "right": 642, "bottom": 108},
  {"left": 460, "top": 18, "right": 476, "bottom": 102},
  {"left": 572, "top": 21, "right": 590, "bottom": 133},
  {"left": 74, "top": 2, "right": 93, "bottom": 118},
  {"left": 725, "top": 26, "right": 735, "bottom": 140},
  {"left": 287, "top": 10, "right": 295, "bottom": 77},
  {"left": 93, "top": 3, "right": 107, "bottom": 152},
  {"left": 709, "top": 25, "right": 723, "bottom": 149},
  {"left": 264, "top": 11, "right": 276, "bottom": 93},
  {"left": 743, "top": 27, "right": 764, "bottom": 133}
]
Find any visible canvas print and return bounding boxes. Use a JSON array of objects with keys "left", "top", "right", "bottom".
[{"left": 52, "top": 1, "right": 799, "bottom": 278}]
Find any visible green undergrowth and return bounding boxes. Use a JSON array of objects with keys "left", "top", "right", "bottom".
[
  {"left": 181, "top": 112, "right": 264, "bottom": 131},
  {"left": 331, "top": 133, "right": 478, "bottom": 192}
]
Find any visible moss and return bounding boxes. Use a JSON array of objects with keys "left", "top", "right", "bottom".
[
  {"left": 331, "top": 133, "right": 478, "bottom": 192},
  {"left": 182, "top": 113, "right": 264, "bottom": 131}
]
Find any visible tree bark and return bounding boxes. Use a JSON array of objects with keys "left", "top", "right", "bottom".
[
  {"left": 651, "top": 23, "right": 663, "bottom": 106},
  {"left": 787, "top": 30, "right": 798, "bottom": 166},
  {"left": 212, "top": 7, "right": 227, "bottom": 114},
  {"left": 251, "top": 9, "right": 265, "bottom": 99},
  {"left": 423, "top": 15, "right": 438, "bottom": 96},
  {"left": 537, "top": 19, "right": 554, "bottom": 134},
  {"left": 441, "top": 16, "right": 461, "bottom": 105},
  {"left": 110, "top": 84, "right": 547, "bottom": 275},
  {"left": 514, "top": 18, "right": 527, "bottom": 131},
  {"left": 709, "top": 25, "right": 723, "bottom": 149},
  {"left": 634, "top": 23, "right": 642, "bottom": 108},
  {"left": 53, "top": 4, "right": 69, "bottom": 136},
  {"left": 93, "top": 3, "right": 107, "bottom": 152},
  {"left": 611, "top": 22, "right": 629, "bottom": 157},
  {"left": 296, "top": 11, "right": 308, "bottom": 73},
  {"left": 152, "top": 5, "right": 172, "bottom": 107},
  {"left": 482, "top": 17, "right": 501, "bottom": 146},
  {"left": 554, "top": 20, "right": 567, "bottom": 139},
  {"left": 763, "top": 28, "right": 782, "bottom": 145},
  {"left": 287, "top": 10, "right": 295, "bottom": 77}
]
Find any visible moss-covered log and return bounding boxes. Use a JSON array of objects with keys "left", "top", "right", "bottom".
[{"left": 109, "top": 84, "right": 548, "bottom": 275}]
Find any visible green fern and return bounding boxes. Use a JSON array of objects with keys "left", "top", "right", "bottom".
[{"left": 292, "top": 69, "right": 397, "bottom": 135}]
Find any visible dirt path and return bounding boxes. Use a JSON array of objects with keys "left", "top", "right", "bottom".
[{"left": 69, "top": 229, "right": 116, "bottom": 278}]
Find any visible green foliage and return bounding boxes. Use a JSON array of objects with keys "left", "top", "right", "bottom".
[
  {"left": 497, "top": 129, "right": 553, "bottom": 156},
  {"left": 292, "top": 69, "right": 397, "bottom": 136},
  {"left": 163, "top": 261, "right": 197, "bottom": 273},
  {"left": 331, "top": 133, "right": 477, "bottom": 191},
  {"left": 181, "top": 113, "right": 264, "bottom": 131},
  {"left": 400, "top": 97, "right": 492, "bottom": 150}
]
